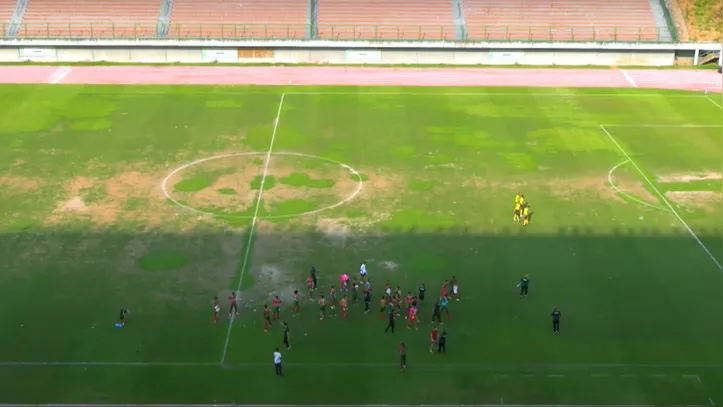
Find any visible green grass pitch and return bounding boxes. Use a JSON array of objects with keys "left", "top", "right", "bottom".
[{"left": 0, "top": 85, "right": 721, "bottom": 405}]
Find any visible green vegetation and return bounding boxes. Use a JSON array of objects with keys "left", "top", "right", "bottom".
[
  {"left": 0, "top": 85, "right": 721, "bottom": 405},
  {"left": 680, "top": 0, "right": 723, "bottom": 41}
]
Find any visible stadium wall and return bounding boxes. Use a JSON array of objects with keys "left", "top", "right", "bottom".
[{"left": 0, "top": 39, "right": 719, "bottom": 66}]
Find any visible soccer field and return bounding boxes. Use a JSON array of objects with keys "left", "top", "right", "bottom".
[{"left": 0, "top": 85, "right": 722, "bottom": 405}]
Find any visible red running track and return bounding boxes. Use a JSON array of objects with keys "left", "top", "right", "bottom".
[{"left": 0, "top": 65, "right": 720, "bottom": 92}]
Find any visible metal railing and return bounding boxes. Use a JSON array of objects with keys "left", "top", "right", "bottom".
[{"left": 0, "top": 23, "right": 671, "bottom": 42}]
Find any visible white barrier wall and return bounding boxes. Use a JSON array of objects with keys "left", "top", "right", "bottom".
[{"left": 0, "top": 39, "right": 718, "bottom": 66}]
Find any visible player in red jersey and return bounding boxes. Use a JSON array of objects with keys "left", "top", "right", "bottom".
[
  {"left": 392, "top": 289, "right": 402, "bottom": 318},
  {"left": 379, "top": 297, "right": 387, "bottom": 320},
  {"left": 212, "top": 296, "right": 220, "bottom": 324},
  {"left": 307, "top": 275, "right": 314, "bottom": 299},
  {"left": 340, "top": 295, "right": 348, "bottom": 320},
  {"left": 429, "top": 325, "right": 439, "bottom": 352},
  {"left": 272, "top": 296, "right": 282, "bottom": 320},
  {"left": 441, "top": 280, "right": 449, "bottom": 298},
  {"left": 228, "top": 292, "right": 238, "bottom": 318},
  {"left": 263, "top": 304, "right": 272, "bottom": 332},
  {"left": 404, "top": 292, "right": 414, "bottom": 319},
  {"left": 292, "top": 290, "right": 300, "bottom": 314},
  {"left": 408, "top": 306, "right": 419, "bottom": 330}
]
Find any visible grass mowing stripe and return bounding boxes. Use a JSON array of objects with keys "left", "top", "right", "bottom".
[
  {"left": 600, "top": 125, "right": 723, "bottom": 271},
  {"left": 219, "top": 93, "right": 286, "bottom": 365}
]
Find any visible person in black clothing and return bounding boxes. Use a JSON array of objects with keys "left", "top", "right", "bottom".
[
  {"left": 551, "top": 307, "right": 562, "bottom": 334},
  {"left": 310, "top": 267, "right": 318, "bottom": 290},
  {"left": 363, "top": 289, "right": 372, "bottom": 314},
  {"left": 418, "top": 283, "right": 426, "bottom": 304},
  {"left": 431, "top": 298, "right": 442, "bottom": 323},
  {"left": 437, "top": 329, "right": 447, "bottom": 353},
  {"left": 283, "top": 322, "right": 291, "bottom": 350},
  {"left": 384, "top": 304, "right": 396, "bottom": 333}
]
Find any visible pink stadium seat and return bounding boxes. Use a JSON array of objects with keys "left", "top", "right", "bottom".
[
  {"left": 0, "top": 0, "right": 16, "bottom": 29},
  {"left": 317, "top": 0, "right": 456, "bottom": 40},
  {"left": 169, "top": 0, "right": 307, "bottom": 39},
  {"left": 462, "top": 0, "right": 661, "bottom": 41},
  {"left": 18, "top": 0, "right": 160, "bottom": 38}
]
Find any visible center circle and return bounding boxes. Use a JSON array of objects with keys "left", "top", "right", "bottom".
[{"left": 161, "top": 152, "right": 364, "bottom": 220}]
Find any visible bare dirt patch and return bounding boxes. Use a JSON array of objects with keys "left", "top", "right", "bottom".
[
  {"left": 57, "top": 196, "right": 87, "bottom": 212},
  {"left": 48, "top": 169, "right": 194, "bottom": 227},
  {"left": 547, "top": 176, "right": 629, "bottom": 202},
  {"left": 666, "top": 191, "right": 721, "bottom": 212},
  {"left": 658, "top": 173, "right": 723, "bottom": 183},
  {"left": 0, "top": 175, "right": 43, "bottom": 192},
  {"left": 317, "top": 217, "right": 353, "bottom": 246}
]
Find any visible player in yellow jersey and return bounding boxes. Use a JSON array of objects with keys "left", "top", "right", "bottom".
[
  {"left": 518, "top": 194, "right": 526, "bottom": 207},
  {"left": 522, "top": 204, "right": 531, "bottom": 226},
  {"left": 515, "top": 193, "right": 522, "bottom": 205},
  {"left": 514, "top": 201, "right": 522, "bottom": 222}
]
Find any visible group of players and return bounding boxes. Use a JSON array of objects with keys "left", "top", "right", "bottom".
[{"left": 514, "top": 192, "right": 532, "bottom": 226}]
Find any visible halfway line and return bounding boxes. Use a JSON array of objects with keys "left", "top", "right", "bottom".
[
  {"left": 219, "top": 93, "right": 286, "bottom": 365},
  {"left": 600, "top": 125, "right": 723, "bottom": 271}
]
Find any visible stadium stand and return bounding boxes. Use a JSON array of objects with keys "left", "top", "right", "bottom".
[
  {"left": 462, "top": 0, "right": 663, "bottom": 41},
  {"left": 169, "top": 0, "right": 308, "bottom": 39},
  {"left": 18, "top": 0, "right": 160, "bottom": 37},
  {"left": 0, "top": 0, "right": 17, "bottom": 27},
  {"left": 316, "top": 0, "right": 456, "bottom": 40}
]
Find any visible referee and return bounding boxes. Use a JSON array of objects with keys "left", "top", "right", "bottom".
[
  {"left": 273, "top": 348, "right": 283, "bottom": 376},
  {"left": 384, "top": 304, "right": 395, "bottom": 333},
  {"left": 551, "top": 307, "right": 562, "bottom": 334}
]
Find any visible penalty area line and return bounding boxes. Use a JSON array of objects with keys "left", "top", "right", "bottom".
[
  {"left": 600, "top": 125, "right": 723, "bottom": 271},
  {"left": 607, "top": 160, "right": 668, "bottom": 211},
  {"left": 219, "top": 92, "right": 286, "bottom": 365}
]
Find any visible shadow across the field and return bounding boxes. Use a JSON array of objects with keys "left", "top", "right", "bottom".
[{"left": 0, "top": 225, "right": 722, "bottom": 404}]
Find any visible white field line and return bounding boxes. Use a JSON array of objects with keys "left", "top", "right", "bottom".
[
  {"left": 284, "top": 91, "right": 702, "bottom": 97},
  {"left": 219, "top": 93, "right": 286, "bottom": 365},
  {"left": 601, "top": 124, "right": 722, "bottom": 128},
  {"left": 48, "top": 67, "right": 72, "bottom": 84},
  {"left": 620, "top": 69, "right": 638, "bottom": 88},
  {"left": 161, "top": 152, "right": 364, "bottom": 220},
  {"left": 0, "top": 361, "right": 216, "bottom": 367},
  {"left": 710, "top": 397, "right": 716, "bottom": 406},
  {"left": 0, "top": 405, "right": 689, "bottom": 407},
  {"left": 705, "top": 94, "right": 723, "bottom": 110},
  {"left": 0, "top": 404, "right": 692, "bottom": 407},
  {"left": 607, "top": 160, "right": 669, "bottom": 211},
  {"left": 600, "top": 125, "right": 723, "bottom": 271},
  {"left": 683, "top": 374, "right": 703, "bottom": 383},
  {"left": 0, "top": 361, "right": 721, "bottom": 370},
  {"left": 83, "top": 90, "right": 712, "bottom": 99}
]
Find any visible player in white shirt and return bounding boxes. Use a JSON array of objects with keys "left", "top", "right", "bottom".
[
  {"left": 273, "top": 348, "right": 283, "bottom": 376},
  {"left": 359, "top": 262, "right": 368, "bottom": 281}
]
